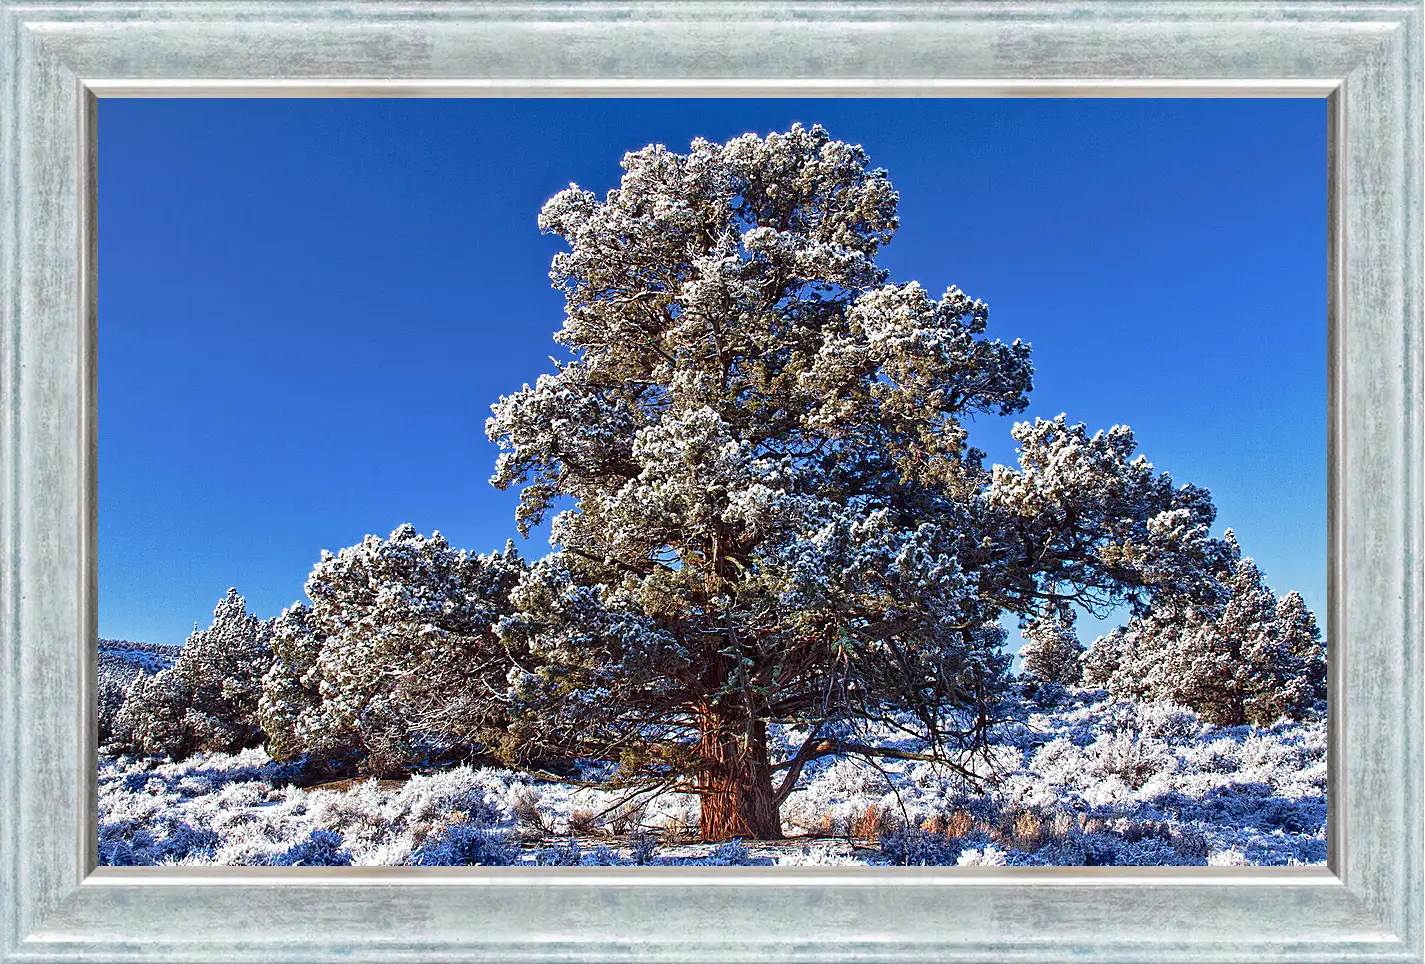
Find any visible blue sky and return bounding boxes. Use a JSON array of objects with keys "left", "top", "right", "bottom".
[{"left": 98, "top": 98, "right": 1326, "bottom": 647}]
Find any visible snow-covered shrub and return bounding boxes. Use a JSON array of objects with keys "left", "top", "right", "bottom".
[
  {"left": 1183, "top": 736, "right": 1242, "bottom": 773},
  {"left": 1087, "top": 732, "right": 1174, "bottom": 788},
  {"left": 1171, "top": 828, "right": 1210, "bottom": 862},
  {"left": 108, "top": 590, "right": 272, "bottom": 759},
  {"left": 409, "top": 824, "right": 515, "bottom": 867},
  {"left": 705, "top": 840, "right": 754, "bottom": 866},
  {"left": 626, "top": 828, "right": 659, "bottom": 865},
  {"left": 258, "top": 525, "right": 526, "bottom": 776},
  {"left": 957, "top": 842, "right": 1009, "bottom": 866},
  {"left": 265, "top": 829, "right": 352, "bottom": 866},
  {"left": 1132, "top": 702, "right": 1203, "bottom": 744},
  {"left": 1208, "top": 848, "right": 1251, "bottom": 866},
  {"left": 778, "top": 845, "right": 860, "bottom": 867},
  {"left": 580, "top": 845, "right": 623, "bottom": 866},
  {"left": 1028, "top": 738, "right": 1089, "bottom": 790},
  {"left": 534, "top": 838, "right": 583, "bottom": 866},
  {"left": 878, "top": 824, "right": 959, "bottom": 866}
]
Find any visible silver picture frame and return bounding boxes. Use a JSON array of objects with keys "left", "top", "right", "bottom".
[{"left": 1, "top": 2, "right": 1420, "bottom": 961}]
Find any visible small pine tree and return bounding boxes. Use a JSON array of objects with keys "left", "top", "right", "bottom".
[
  {"left": 1019, "top": 618, "right": 1085, "bottom": 686},
  {"left": 107, "top": 589, "right": 273, "bottom": 759},
  {"left": 1273, "top": 590, "right": 1327, "bottom": 712}
]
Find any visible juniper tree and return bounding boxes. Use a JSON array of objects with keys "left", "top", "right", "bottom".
[
  {"left": 258, "top": 525, "right": 526, "bottom": 776},
  {"left": 1019, "top": 618, "right": 1086, "bottom": 687},
  {"left": 1084, "top": 532, "right": 1325, "bottom": 726},
  {"left": 108, "top": 589, "right": 272, "bottom": 759},
  {"left": 487, "top": 125, "right": 1230, "bottom": 839},
  {"left": 1275, "top": 590, "right": 1327, "bottom": 711}
]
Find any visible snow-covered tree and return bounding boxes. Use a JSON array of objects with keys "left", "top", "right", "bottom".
[
  {"left": 1080, "top": 629, "right": 1123, "bottom": 689},
  {"left": 485, "top": 125, "right": 1231, "bottom": 839},
  {"left": 1084, "top": 533, "right": 1325, "bottom": 726},
  {"left": 108, "top": 589, "right": 273, "bottom": 759},
  {"left": 1019, "top": 618, "right": 1085, "bottom": 686},
  {"left": 1275, "top": 590, "right": 1327, "bottom": 711},
  {"left": 258, "top": 525, "right": 526, "bottom": 776}
]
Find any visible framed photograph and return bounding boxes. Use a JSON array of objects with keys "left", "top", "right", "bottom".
[{"left": 1, "top": 2, "right": 1420, "bottom": 962}]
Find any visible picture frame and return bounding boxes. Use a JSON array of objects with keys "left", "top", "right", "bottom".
[{"left": 1, "top": 1, "right": 1419, "bottom": 961}]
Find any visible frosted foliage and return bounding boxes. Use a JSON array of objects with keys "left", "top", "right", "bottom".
[
  {"left": 482, "top": 126, "right": 1245, "bottom": 837},
  {"left": 1083, "top": 533, "right": 1326, "bottom": 726},
  {"left": 258, "top": 525, "right": 527, "bottom": 776},
  {"left": 984, "top": 417, "right": 1230, "bottom": 618},
  {"left": 1019, "top": 618, "right": 1085, "bottom": 686},
  {"left": 98, "top": 643, "right": 177, "bottom": 745},
  {"left": 108, "top": 589, "right": 272, "bottom": 759}
]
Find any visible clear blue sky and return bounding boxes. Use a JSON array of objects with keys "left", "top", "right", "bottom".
[{"left": 98, "top": 98, "right": 1326, "bottom": 647}]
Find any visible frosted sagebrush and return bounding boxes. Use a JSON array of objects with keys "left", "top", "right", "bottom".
[{"left": 96, "top": 691, "right": 1325, "bottom": 867}]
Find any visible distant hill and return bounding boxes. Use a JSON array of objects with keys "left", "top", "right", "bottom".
[
  {"left": 98, "top": 638, "right": 181, "bottom": 690},
  {"left": 98, "top": 638, "right": 183, "bottom": 657}
]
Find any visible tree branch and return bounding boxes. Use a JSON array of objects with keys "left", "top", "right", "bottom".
[{"left": 771, "top": 738, "right": 986, "bottom": 799}]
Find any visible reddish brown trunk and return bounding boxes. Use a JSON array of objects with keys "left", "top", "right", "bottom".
[{"left": 696, "top": 708, "right": 782, "bottom": 840}]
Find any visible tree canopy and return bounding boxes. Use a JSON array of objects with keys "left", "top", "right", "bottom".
[{"left": 485, "top": 125, "right": 1233, "bottom": 838}]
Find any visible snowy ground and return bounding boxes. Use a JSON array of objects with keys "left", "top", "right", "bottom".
[{"left": 97, "top": 686, "right": 1326, "bottom": 868}]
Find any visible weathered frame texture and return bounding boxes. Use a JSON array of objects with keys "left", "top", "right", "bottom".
[{"left": 1, "top": 2, "right": 1421, "bottom": 962}]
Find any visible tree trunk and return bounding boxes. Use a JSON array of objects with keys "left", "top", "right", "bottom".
[{"left": 697, "top": 708, "right": 782, "bottom": 840}]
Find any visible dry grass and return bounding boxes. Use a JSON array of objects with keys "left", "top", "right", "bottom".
[
  {"left": 1078, "top": 814, "right": 1107, "bottom": 835},
  {"left": 511, "top": 786, "right": 550, "bottom": 834},
  {"left": 606, "top": 800, "right": 647, "bottom": 835},
  {"left": 851, "top": 803, "right": 894, "bottom": 844},
  {"left": 568, "top": 808, "right": 600, "bottom": 835},
  {"left": 947, "top": 810, "right": 976, "bottom": 838},
  {"left": 1010, "top": 811, "right": 1045, "bottom": 851},
  {"left": 302, "top": 777, "right": 405, "bottom": 794},
  {"left": 658, "top": 804, "right": 701, "bottom": 840}
]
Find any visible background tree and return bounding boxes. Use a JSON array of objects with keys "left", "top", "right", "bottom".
[
  {"left": 259, "top": 525, "right": 526, "bottom": 777},
  {"left": 108, "top": 589, "right": 272, "bottom": 759},
  {"left": 1275, "top": 590, "right": 1327, "bottom": 711},
  {"left": 486, "top": 125, "right": 1231, "bottom": 839},
  {"left": 1019, "top": 617, "right": 1085, "bottom": 687},
  {"left": 1083, "top": 532, "right": 1325, "bottom": 725}
]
